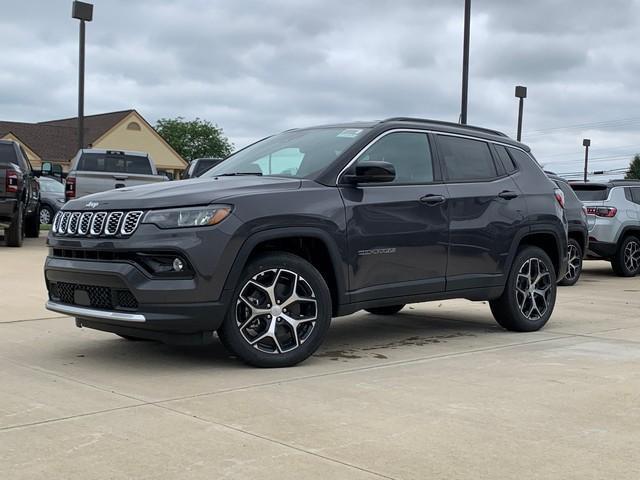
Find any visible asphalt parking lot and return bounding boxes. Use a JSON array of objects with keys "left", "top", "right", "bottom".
[{"left": 1, "top": 236, "right": 639, "bottom": 479}]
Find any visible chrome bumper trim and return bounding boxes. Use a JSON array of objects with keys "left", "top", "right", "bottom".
[{"left": 45, "top": 301, "right": 146, "bottom": 322}]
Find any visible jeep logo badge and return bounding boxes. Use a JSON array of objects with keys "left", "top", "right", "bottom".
[{"left": 85, "top": 201, "right": 99, "bottom": 208}]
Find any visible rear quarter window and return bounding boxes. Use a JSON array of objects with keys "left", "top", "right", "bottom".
[{"left": 437, "top": 135, "right": 497, "bottom": 182}]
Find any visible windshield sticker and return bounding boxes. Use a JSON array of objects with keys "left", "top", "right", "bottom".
[{"left": 337, "top": 128, "right": 363, "bottom": 138}]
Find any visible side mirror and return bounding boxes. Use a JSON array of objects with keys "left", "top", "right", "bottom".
[
  {"left": 41, "top": 162, "right": 52, "bottom": 175},
  {"left": 344, "top": 161, "right": 396, "bottom": 184}
]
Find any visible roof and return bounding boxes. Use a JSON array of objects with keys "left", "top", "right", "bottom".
[
  {"left": 0, "top": 110, "right": 134, "bottom": 162},
  {"left": 570, "top": 180, "right": 640, "bottom": 188}
]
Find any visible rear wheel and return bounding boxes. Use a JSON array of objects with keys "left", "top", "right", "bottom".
[
  {"left": 218, "top": 252, "right": 332, "bottom": 367},
  {"left": 559, "top": 238, "right": 583, "bottom": 286},
  {"left": 365, "top": 305, "right": 405, "bottom": 315},
  {"left": 5, "top": 203, "right": 24, "bottom": 247},
  {"left": 611, "top": 235, "right": 640, "bottom": 277},
  {"left": 490, "top": 246, "right": 557, "bottom": 332}
]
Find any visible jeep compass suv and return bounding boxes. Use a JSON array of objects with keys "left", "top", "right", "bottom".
[
  {"left": 45, "top": 118, "right": 568, "bottom": 367},
  {"left": 571, "top": 180, "right": 640, "bottom": 276}
]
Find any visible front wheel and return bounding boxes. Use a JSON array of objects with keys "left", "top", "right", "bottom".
[
  {"left": 490, "top": 246, "right": 557, "bottom": 332},
  {"left": 611, "top": 235, "right": 640, "bottom": 277},
  {"left": 217, "top": 252, "right": 332, "bottom": 367},
  {"left": 559, "top": 238, "right": 583, "bottom": 286}
]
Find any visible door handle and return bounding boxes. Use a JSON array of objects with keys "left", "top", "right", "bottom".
[
  {"left": 498, "top": 190, "right": 519, "bottom": 200},
  {"left": 115, "top": 183, "right": 126, "bottom": 189},
  {"left": 420, "top": 194, "right": 446, "bottom": 206}
]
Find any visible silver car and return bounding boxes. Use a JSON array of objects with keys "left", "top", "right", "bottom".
[{"left": 571, "top": 180, "right": 640, "bottom": 276}]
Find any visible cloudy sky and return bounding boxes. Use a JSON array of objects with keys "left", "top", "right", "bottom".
[{"left": 2, "top": 0, "right": 640, "bottom": 178}]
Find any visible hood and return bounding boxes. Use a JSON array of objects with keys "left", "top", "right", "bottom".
[{"left": 64, "top": 176, "right": 302, "bottom": 210}]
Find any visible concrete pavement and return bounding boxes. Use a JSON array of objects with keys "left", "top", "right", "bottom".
[{"left": 1, "top": 236, "right": 639, "bottom": 479}]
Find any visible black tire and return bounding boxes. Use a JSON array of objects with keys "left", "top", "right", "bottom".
[
  {"left": 559, "top": 238, "right": 583, "bottom": 286},
  {"left": 365, "top": 305, "right": 405, "bottom": 315},
  {"left": 490, "top": 246, "right": 557, "bottom": 332},
  {"left": 40, "top": 205, "right": 54, "bottom": 225},
  {"left": 611, "top": 235, "right": 640, "bottom": 277},
  {"left": 218, "top": 252, "right": 332, "bottom": 367},
  {"left": 25, "top": 208, "right": 40, "bottom": 238},
  {"left": 5, "top": 203, "right": 24, "bottom": 247}
]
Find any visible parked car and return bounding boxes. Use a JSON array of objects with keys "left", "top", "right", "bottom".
[
  {"left": 45, "top": 117, "right": 568, "bottom": 367},
  {"left": 44, "top": 149, "right": 167, "bottom": 201},
  {"left": 182, "top": 157, "right": 223, "bottom": 179},
  {"left": 571, "top": 180, "right": 640, "bottom": 276},
  {"left": 0, "top": 139, "right": 40, "bottom": 246},
  {"left": 547, "top": 174, "right": 588, "bottom": 286},
  {"left": 38, "top": 176, "right": 65, "bottom": 224}
]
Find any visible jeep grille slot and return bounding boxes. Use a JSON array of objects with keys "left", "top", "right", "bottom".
[
  {"left": 121, "top": 211, "right": 143, "bottom": 235},
  {"left": 52, "top": 210, "right": 144, "bottom": 238},
  {"left": 105, "top": 212, "right": 124, "bottom": 236}
]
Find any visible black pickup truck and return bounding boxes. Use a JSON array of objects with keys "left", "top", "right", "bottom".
[{"left": 0, "top": 139, "right": 40, "bottom": 246}]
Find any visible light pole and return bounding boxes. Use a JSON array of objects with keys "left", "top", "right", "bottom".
[
  {"left": 583, "top": 138, "right": 591, "bottom": 182},
  {"left": 72, "top": 1, "right": 93, "bottom": 151},
  {"left": 515, "top": 85, "right": 527, "bottom": 142},
  {"left": 460, "top": 0, "right": 471, "bottom": 124}
]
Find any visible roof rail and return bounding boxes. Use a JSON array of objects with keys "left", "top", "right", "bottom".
[{"left": 381, "top": 117, "right": 508, "bottom": 138}]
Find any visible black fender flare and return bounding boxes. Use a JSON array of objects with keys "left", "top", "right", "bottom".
[
  {"left": 221, "top": 226, "right": 349, "bottom": 307},
  {"left": 505, "top": 224, "right": 567, "bottom": 276}
]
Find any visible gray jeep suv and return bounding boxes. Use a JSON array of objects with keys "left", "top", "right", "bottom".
[
  {"left": 571, "top": 180, "right": 640, "bottom": 277},
  {"left": 44, "top": 118, "right": 568, "bottom": 367}
]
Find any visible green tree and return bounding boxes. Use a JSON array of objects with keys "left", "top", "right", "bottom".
[
  {"left": 625, "top": 154, "right": 640, "bottom": 180},
  {"left": 155, "top": 117, "right": 233, "bottom": 161}
]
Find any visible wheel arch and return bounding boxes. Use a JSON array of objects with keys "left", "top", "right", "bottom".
[{"left": 222, "top": 228, "right": 347, "bottom": 315}]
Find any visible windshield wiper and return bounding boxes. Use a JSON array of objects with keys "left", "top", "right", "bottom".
[{"left": 216, "top": 172, "right": 263, "bottom": 177}]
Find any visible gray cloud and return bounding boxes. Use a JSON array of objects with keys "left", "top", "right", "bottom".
[{"left": 1, "top": 0, "right": 640, "bottom": 176}]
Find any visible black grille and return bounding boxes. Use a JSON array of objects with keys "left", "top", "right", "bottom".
[{"left": 50, "top": 282, "right": 139, "bottom": 311}]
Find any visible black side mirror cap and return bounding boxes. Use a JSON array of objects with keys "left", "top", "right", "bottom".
[{"left": 343, "top": 161, "right": 396, "bottom": 184}]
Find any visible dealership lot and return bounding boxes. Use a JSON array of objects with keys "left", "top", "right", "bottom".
[{"left": 1, "top": 237, "right": 639, "bottom": 479}]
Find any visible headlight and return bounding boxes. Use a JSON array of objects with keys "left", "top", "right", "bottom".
[{"left": 142, "top": 205, "right": 232, "bottom": 229}]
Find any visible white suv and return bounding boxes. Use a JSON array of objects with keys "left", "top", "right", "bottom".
[{"left": 571, "top": 180, "right": 640, "bottom": 276}]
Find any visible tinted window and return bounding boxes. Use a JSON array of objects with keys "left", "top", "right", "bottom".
[
  {"left": 572, "top": 185, "right": 610, "bottom": 201},
  {"left": 438, "top": 135, "right": 496, "bottom": 181},
  {"left": 494, "top": 145, "right": 518, "bottom": 173},
  {"left": 506, "top": 147, "right": 537, "bottom": 170},
  {"left": 356, "top": 132, "right": 434, "bottom": 184},
  {"left": 0, "top": 143, "right": 17, "bottom": 164},
  {"left": 78, "top": 153, "right": 152, "bottom": 175},
  {"left": 631, "top": 188, "right": 640, "bottom": 205},
  {"left": 193, "top": 159, "right": 221, "bottom": 177}
]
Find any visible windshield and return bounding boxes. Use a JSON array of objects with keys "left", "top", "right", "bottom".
[
  {"left": 204, "top": 127, "right": 370, "bottom": 179},
  {"left": 40, "top": 178, "right": 64, "bottom": 193},
  {"left": 572, "top": 185, "right": 610, "bottom": 201}
]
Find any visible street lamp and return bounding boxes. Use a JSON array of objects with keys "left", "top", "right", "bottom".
[
  {"left": 460, "top": 0, "right": 471, "bottom": 125},
  {"left": 583, "top": 138, "right": 591, "bottom": 182},
  {"left": 514, "top": 85, "right": 527, "bottom": 142},
  {"left": 72, "top": 1, "right": 93, "bottom": 151}
]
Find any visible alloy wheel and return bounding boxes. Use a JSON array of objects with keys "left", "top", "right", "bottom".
[
  {"left": 624, "top": 240, "right": 640, "bottom": 272},
  {"left": 565, "top": 244, "right": 581, "bottom": 282},
  {"left": 40, "top": 208, "right": 52, "bottom": 224},
  {"left": 515, "top": 257, "right": 552, "bottom": 320},
  {"left": 235, "top": 268, "right": 317, "bottom": 354}
]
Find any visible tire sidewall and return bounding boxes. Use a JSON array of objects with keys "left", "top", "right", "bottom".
[
  {"left": 219, "top": 253, "right": 332, "bottom": 367},
  {"left": 617, "top": 236, "right": 640, "bottom": 277},
  {"left": 40, "top": 205, "right": 53, "bottom": 224}
]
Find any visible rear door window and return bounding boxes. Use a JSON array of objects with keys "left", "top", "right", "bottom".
[{"left": 437, "top": 135, "right": 497, "bottom": 182}]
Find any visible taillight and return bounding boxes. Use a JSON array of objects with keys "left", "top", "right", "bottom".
[
  {"left": 65, "top": 177, "right": 76, "bottom": 199},
  {"left": 554, "top": 188, "right": 565, "bottom": 208},
  {"left": 587, "top": 206, "right": 617, "bottom": 218},
  {"left": 6, "top": 169, "right": 18, "bottom": 193}
]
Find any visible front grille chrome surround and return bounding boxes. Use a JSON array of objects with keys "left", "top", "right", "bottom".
[{"left": 52, "top": 210, "right": 144, "bottom": 238}]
